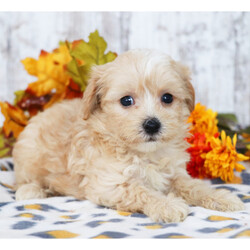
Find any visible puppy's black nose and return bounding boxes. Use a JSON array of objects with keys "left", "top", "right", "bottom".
[{"left": 143, "top": 117, "right": 161, "bottom": 135}]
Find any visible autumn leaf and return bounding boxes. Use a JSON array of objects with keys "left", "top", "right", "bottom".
[
  {"left": 13, "top": 90, "right": 26, "bottom": 106},
  {"left": 22, "top": 44, "right": 72, "bottom": 98},
  {"left": 66, "top": 30, "right": 117, "bottom": 91},
  {"left": 0, "top": 30, "right": 117, "bottom": 158},
  {"left": 66, "top": 57, "right": 89, "bottom": 90},
  {"left": 17, "top": 94, "right": 52, "bottom": 116},
  {"left": 0, "top": 102, "right": 28, "bottom": 138},
  {"left": 0, "top": 129, "right": 15, "bottom": 158},
  {"left": 63, "top": 79, "right": 83, "bottom": 99}
]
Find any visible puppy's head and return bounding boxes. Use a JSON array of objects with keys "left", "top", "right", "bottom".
[{"left": 82, "top": 49, "right": 195, "bottom": 152}]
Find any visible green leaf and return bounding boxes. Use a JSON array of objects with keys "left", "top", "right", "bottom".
[
  {"left": 0, "top": 128, "right": 16, "bottom": 158},
  {"left": 66, "top": 30, "right": 117, "bottom": 91},
  {"left": 217, "top": 113, "right": 239, "bottom": 132},
  {"left": 217, "top": 113, "right": 238, "bottom": 123},
  {"left": 88, "top": 30, "right": 107, "bottom": 62},
  {"left": 70, "top": 42, "right": 97, "bottom": 65},
  {"left": 0, "top": 148, "right": 10, "bottom": 158},
  {"left": 240, "top": 126, "right": 250, "bottom": 134},
  {"left": 66, "top": 60, "right": 85, "bottom": 86},
  {"left": 13, "top": 90, "right": 26, "bottom": 106},
  {"left": 103, "top": 51, "right": 117, "bottom": 64},
  {"left": 0, "top": 133, "right": 4, "bottom": 148},
  {"left": 59, "top": 41, "right": 66, "bottom": 46}
]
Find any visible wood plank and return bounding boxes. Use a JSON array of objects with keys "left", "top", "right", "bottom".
[
  {"left": 233, "top": 12, "right": 250, "bottom": 127},
  {"left": 128, "top": 12, "right": 249, "bottom": 126},
  {"left": 0, "top": 12, "right": 249, "bottom": 127}
]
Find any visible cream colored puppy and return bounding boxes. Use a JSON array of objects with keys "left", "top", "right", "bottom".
[{"left": 13, "top": 49, "right": 244, "bottom": 223}]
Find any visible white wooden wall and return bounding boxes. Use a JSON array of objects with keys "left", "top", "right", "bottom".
[{"left": 0, "top": 12, "right": 249, "bottom": 126}]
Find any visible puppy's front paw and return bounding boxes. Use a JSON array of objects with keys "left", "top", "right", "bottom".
[
  {"left": 16, "top": 183, "right": 47, "bottom": 201},
  {"left": 146, "top": 193, "right": 189, "bottom": 223},
  {"left": 201, "top": 189, "right": 245, "bottom": 212}
]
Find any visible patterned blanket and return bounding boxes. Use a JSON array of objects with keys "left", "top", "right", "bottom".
[{"left": 1, "top": 158, "right": 250, "bottom": 238}]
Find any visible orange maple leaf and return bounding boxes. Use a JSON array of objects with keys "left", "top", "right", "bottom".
[
  {"left": 64, "top": 79, "right": 83, "bottom": 99},
  {"left": 22, "top": 44, "right": 72, "bottom": 101},
  {"left": 0, "top": 102, "right": 28, "bottom": 138}
]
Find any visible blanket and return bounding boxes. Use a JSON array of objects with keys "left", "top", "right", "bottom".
[{"left": 1, "top": 158, "right": 250, "bottom": 238}]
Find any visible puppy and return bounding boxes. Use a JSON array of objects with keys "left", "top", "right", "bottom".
[{"left": 13, "top": 49, "right": 244, "bottom": 222}]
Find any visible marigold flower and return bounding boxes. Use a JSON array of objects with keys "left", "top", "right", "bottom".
[
  {"left": 188, "top": 103, "right": 218, "bottom": 139},
  {"left": 203, "top": 130, "right": 249, "bottom": 182},
  {"left": 186, "top": 133, "right": 212, "bottom": 179},
  {"left": 186, "top": 103, "right": 249, "bottom": 182}
]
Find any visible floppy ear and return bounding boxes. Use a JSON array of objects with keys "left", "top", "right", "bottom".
[
  {"left": 173, "top": 61, "right": 195, "bottom": 113},
  {"left": 82, "top": 65, "right": 103, "bottom": 120},
  {"left": 185, "top": 80, "right": 195, "bottom": 113}
]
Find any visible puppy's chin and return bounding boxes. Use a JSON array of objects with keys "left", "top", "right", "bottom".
[{"left": 134, "top": 141, "right": 164, "bottom": 153}]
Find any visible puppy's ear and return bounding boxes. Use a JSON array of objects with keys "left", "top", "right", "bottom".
[
  {"left": 173, "top": 61, "right": 195, "bottom": 113},
  {"left": 82, "top": 65, "right": 104, "bottom": 120}
]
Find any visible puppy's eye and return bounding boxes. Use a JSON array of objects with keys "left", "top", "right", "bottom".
[
  {"left": 161, "top": 93, "right": 173, "bottom": 104},
  {"left": 120, "top": 96, "right": 134, "bottom": 107}
]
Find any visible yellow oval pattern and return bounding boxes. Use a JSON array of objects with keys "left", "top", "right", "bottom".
[
  {"left": 242, "top": 195, "right": 250, "bottom": 200},
  {"left": 170, "top": 235, "right": 192, "bottom": 238},
  {"left": 19, "top": 213, "right": 34, "bottom": 218},
  {"left": 60, "top": 215, "right": 70, "bottom": 219},
  {"left": 207, "top": 216, "right": 236, "bottom": 221},
  {"left": 117, "top": 210, "right": 132, "bottom": 216},
  {"left": 93, "top": 234, "right": 111, "bottom": 239},
  {"left": 47, "top": 230, "right": 79, "bottom": 238},
  {"left": 234, "top": 230, "right": 250, "bottom": 238},
  {"left": 217, "top": 228, "right": 235, "bottom": 233},
  {"left": 145, "top": 225, "right": 163, "bottom": 229},
  {"left": 24, "top": 204, "right": 42, "bottom": 210}
]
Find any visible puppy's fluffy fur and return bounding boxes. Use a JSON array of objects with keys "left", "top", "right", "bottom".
[{"left": 13, "top": 49, "right": 244, "bottom": 222}]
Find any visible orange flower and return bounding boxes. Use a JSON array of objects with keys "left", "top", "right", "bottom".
[
  {"left": 203, "top": 130, "right": 249, "bottom": 182},
  {"left": 188, "top": 103, "right": 218, "bottom": 139},
  {"left": 186, "top": 133, "right": 212, "bottom": 179},
  {"left": 187, "top": 103, "right": 249, "bottom": 182}
]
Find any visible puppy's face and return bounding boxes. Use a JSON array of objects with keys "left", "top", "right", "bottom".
[{"left": 82, "top": 49, "right": 195, "bottom": 152}]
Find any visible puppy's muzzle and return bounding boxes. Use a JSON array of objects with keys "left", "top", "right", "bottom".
[{"left": 143, "top": 117, "right": 161, "bottom": 136}]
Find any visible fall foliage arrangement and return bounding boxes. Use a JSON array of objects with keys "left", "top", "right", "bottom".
[
  {"left": 0, "top": 30, "right": 249, "bottom": 183},
  {"left": 0, "top": 31, "right": 117, "bottom": 157}
]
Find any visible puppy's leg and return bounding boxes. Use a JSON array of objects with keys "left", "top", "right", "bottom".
[
  {"left": 88, "top": 182, "right": 189, "bottom": 223},
  {"left": 171, "top": 171, "right": 244, "bottom": 211},
  {"left": 15, "top": 183, "right": 47, "bottom": 201},
  {"left": 142, "top": 191, "right": 189, "bottom": 223}
]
